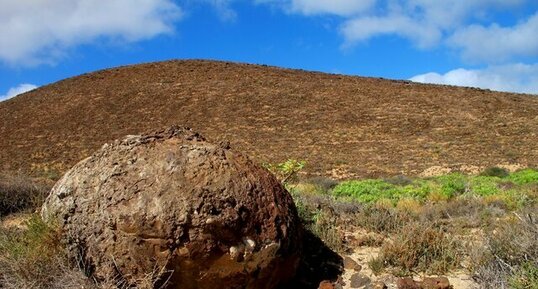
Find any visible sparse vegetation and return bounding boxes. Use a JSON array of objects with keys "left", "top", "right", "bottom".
[
  {"left": 328, "top": 169, "right": 538, "bottom": 207},
  {"left": 289, "top": 169, "right": 538, "bottom": 287},
  {"left": 0, "top": 172, "right": 51, "bottom": 217},
  {"left": 372, "top": 222, "right": 461, "bottom": 275},
  {"left": 472, "top": 207, "right": 538, "bottom": 288},
  {"left": 1, "top": 166, "right": 536, "bottom": 288},
  {"left": 264, "top": 159, "right": 306, "bottom": 184},
  {"left": 0, "top": 216, "right": 93, "bottom": 289},
  {"left": 480, "top": 166, "right": 510, "bottom": 178}
]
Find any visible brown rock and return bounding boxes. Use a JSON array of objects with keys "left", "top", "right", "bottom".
[
  {"left": 350, "top": 273, "right": 371, "bottom": 288},
  {"left": 421, "top": 277, "right": 451, "bottom": 289},
  {"left": 318, "top": 280, "right": 335, "bottom": 289},
  {"left": 344, "top": 256, "right": 362, "bottom": 272},
  {"left": 41, "top": 126, "right": 302, "bottom": 289},
  {"left": 397, "top": 278, "right": 420, "bottom": 289},
  {"left": 367, "top": 281, "right": 387, "bottom": 289}
]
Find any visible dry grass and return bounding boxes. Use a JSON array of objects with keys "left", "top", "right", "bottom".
[
  {"left": 0, "top": 172, "right": 51, "bottom": 217},
  {"left": 0, "top": 216, "right": 94, "bottom": 289},
  {"left": 472, "top": 207, "right": 538, "bottom": 288},
  {"left": 0, "top": 215, "right": 173, "bottom": 289},
  {"left": 371, "top": 222, "right": 461, "bottom": 275}
]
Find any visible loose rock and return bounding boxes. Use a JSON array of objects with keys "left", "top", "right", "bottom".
[
  {"left": 318, "top": 280, "right": 335, "bottom": 289},
  {"left": 422, "top": 277, "right": 451, "bottom": 289},
  {"left": 350, "top": 273, "right": 371, "bottom": 288},
  {"left": 344, "top": 256, "right": 362, "bottom": 272}
]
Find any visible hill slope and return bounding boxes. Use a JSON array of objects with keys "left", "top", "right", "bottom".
[{"left": 1, "top": 60, "right": 538, "bottom": 179}]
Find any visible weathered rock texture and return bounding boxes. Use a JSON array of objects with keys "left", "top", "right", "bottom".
[{"left": 41, "top": 126, "right": 302, "bottom": 289}]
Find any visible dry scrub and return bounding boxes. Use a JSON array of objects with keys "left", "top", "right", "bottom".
[{"left": 0, "top": 172, "right": 50, "bottom": 216}]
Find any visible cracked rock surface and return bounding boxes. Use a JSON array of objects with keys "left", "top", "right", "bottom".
[{"left": 42, "top": 126, "right": 302, "bottom": 289}]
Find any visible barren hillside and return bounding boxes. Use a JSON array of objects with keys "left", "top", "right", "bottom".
[{"left": 1, "top": 60, "right": 537, "bottom": 178}]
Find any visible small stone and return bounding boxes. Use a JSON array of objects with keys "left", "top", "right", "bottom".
[
  {"left": 350, "top": 273, "right": 371, "bottom": 288},
  {"left": 366, "top": 281, "right": 387, "bottom": 289},
  {"left": 243, "top": 237, "right": 256, "bottom": 251},
  {"left": 318, "top": 280, "right": 334, "bottom": 289},
  {"left": 421, "top": 277, "right": 451, "bottom": 289},
  {"left": 344, "top": 256, "right": 362, "bottom": 272},
  {"left": 396, "top": 278, "right": 420, "bottom": 289}
]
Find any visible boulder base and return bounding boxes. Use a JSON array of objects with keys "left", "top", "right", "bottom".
[{"left": 42, "top": 126, "right": 301, "bottom": 289}]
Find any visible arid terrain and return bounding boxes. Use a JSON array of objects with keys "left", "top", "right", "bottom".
[
  {"left": 1, "top": 60, "right": 537, "bottom": 179},
  {"left": 1, "top": 61, "right": 537, "bottom": 289}
]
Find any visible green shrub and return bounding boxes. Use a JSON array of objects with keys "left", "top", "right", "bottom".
[
  {"left": 332, "top": 179, "right": 398, "bottom": 203},
  {"left": 434, "top": 173, "right": 468, "bottom": 198},
  {"left": 480, "top": 167, "right": 510, "bottom": 178},
  {"left": 509, "top": 262, "right": 538, "bottom": 289},
  {"left": 509, "top": 169, "right": 538, "bottom": 185},
  {"left": 398, "top": 181, "right": 431, "bottom": 200},
  {"left": 264, "top": 159, "right": 306, "bottom": 184},
  {"left": 470, "top": 176, "right": 500, "bottom": 196}
]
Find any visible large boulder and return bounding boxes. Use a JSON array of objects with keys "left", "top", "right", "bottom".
[{"left": 41, "top": 126, "right": 302, "bottom": 289}]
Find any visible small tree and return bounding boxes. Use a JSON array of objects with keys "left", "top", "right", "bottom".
[{"left": 264, "top": 159, "right": 306, "bottom": 185}]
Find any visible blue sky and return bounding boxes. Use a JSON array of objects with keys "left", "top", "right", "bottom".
[{"left": 1, "top": 0, "right": 538, "bottom": 101}]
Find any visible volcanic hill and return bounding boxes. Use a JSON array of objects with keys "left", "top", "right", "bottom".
[{"left": 1, "top": 60, "right": 537, "bottom": 179}]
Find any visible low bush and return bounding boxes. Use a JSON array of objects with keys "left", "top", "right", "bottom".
[
  {"left": 264, "top": 159, "right": 306, "bottom": 184},
  {"left": 0, "top": 172, "right": 51, "bottom": 216},
  {"left": 0, "top": 216, "right": 93, "bottom": 289},
  {"left": 433, "top": 173, "right": 468, "bottom": 198},
  {"left": 374, "top": 222, "right": 461, "bottom": 275},
  {"left": 332, "top": 179, "right": 397, "bottom": 203},
  {"left": 480, "top": 167, "right": 509, "bottom": 178},
  {"left": 472, "top": 207, "right": 538, "bottom": 288},
  {"left": 508, "top": 169, "right": 538, "bottom": 185},
  {"left": 305, "top": 176, "right": 339, "bottom": 193},
  {"left": 509, "top": 261, "right": 538, "bottom": 289},
  {"left": 383, "top": 175, "right": 413, "bottom": 186},
  {"left": 355, "top": 205, "right": 413, "bottom": 234},
  {"left": 469, "top": 176, "right": 500, "bottom": 196}
]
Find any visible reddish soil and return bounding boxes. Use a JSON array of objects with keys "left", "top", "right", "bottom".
[{"left": 1, "top": 60, "right": 537, "bottom": 179}]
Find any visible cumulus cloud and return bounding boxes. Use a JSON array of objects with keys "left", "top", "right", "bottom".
[
  {"left": 339, "top": 0, "right": 527, "bottom": 50},
  {"left": 410, "top": 63, "right": 538, "bottom": 94},
  {"left": 341, "top": 15, "right": 441, "bottom": 48},
  {"left": 0, "top": 84, "right": 38, "bottom": 101},
  {"left": 449, "top": 12, "right": 538, "bottom": 63},
  {"left": 257, "top": 0, "right": 375, "bottom": 16},
  {"left": 0, "top": 0, "right": 182, "bottom": 66}
]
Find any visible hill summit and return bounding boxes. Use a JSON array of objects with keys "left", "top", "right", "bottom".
[{"left": 1, "top": 60, "right": 537, "bottom": 178}]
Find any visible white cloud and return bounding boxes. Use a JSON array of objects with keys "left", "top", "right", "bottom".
[
  {"left": 288, "top": 0, "right": 375, "bottom": 16},
  {"left": 0, "top": 83, "right": 38, "bottom": 101},
  {"left": 410, "top": 63, "right": 538, "bottom": 94},
  {"left": 340, "top": 0, "right": 527, "bottom": 50},
  {"left": 257, "top": 0, "right": 375, "bottom": 16},
  {"left": 202, "top": 0, "right": 237, "bottom": 21},
  {"left": 0, "top": 0, "right": 182, "bottom": 66},
  {"left": 449, "top": 12, "right": 538, "bottom": 63},
  {"left": 341, "top": 15, "right": 441, "bottom": 49}
]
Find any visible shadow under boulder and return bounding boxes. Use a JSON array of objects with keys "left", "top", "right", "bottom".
[{"left": 280, "top": 230, "right": 344, "bottom": 289}]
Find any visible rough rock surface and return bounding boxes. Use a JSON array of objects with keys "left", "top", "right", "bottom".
[{"left": 41, "top": 126, "right": 302, "bottom": 289}]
